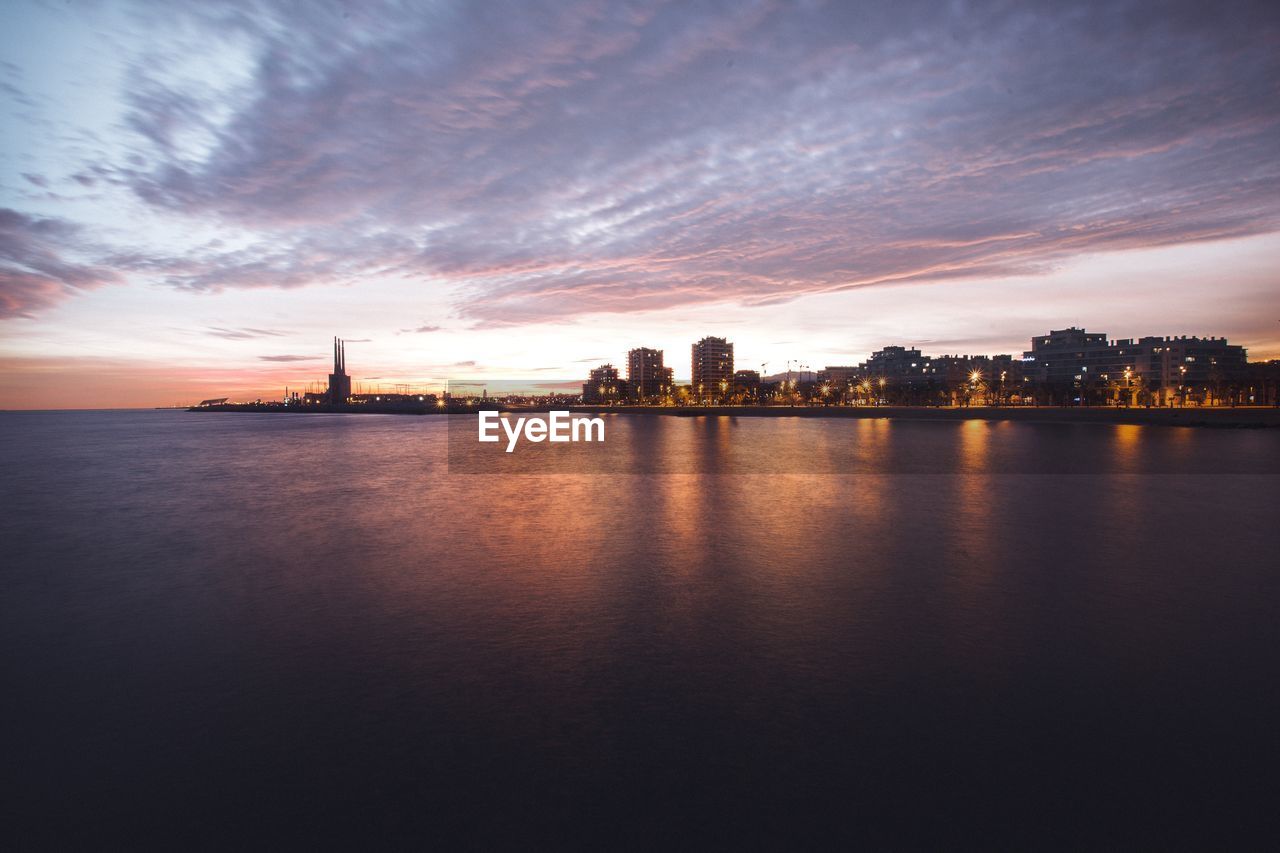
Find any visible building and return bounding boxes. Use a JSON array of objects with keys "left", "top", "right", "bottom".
[
  {"left": 583, "top": 363, "right": 627, "bottom": 404},
  {"left": 692, "top": 336, "right": 734, "bottom": 400},
  {"left": 928, "top": 355, "right": 974, "bottom": 385},
  {"left": 860, "top": 345, "right": 932, "bottom": 386},
  {"left": 1021, "top": 328, "right": 1115, "bottom": 386},
  {"left": 1022, "top": 327, "right": 1247, "bottom": 403},
  {"left": 328, "top": 337, "right": 352, "bottom": 405},
  {"left": 1246, "top": 361, "right": 1280, "bottom": 406},
  {"left": 627, "top": 347, "right": 673, "bottom": 400},
  {"left": 732, "top": 370, "right": 761, "bottom": 400},
  {"left": 1142, "top": 335, "right": 1248, "bottom": 402},
  {"left": 817, "top": 366, "right": 861, "bottom": 388}
]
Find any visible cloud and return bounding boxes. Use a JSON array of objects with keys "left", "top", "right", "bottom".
[
  {"left": 0, "top": 209, "right": 125, "bottom": 318},
  {"left": 257, "top": 354, "right": 318, "bottom": 362},
  {"left": 399, "top": 324, "right": 442, "bottom": 333},
  {"left": 9, "top": 1, "right": 1280, "bottom": 324},
  {"left": 204, "top": 326, "right": 287, "bottom": 339},
  {"left": 111, "top": 229, "right": 419, "bottom": 293}
]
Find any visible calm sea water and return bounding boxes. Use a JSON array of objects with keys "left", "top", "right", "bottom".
[{"left": 3, "top": 410, "right": 1278, "bottom": 848}]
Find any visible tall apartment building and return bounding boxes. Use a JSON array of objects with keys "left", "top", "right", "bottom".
[
  {"left": 627, "top": 347, "right": 673, "bottom": 400},
  {"left": 692, "top": 337, "right": 734, "bottom": 399}
]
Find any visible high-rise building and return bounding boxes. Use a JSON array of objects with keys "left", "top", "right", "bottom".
[
  {"left": 327, "top": 337, "right": 352, "bottom": 405},
  {"left": 627, "top": 348, "right": 673, "bottom": 400},
  {"left": 692, "top": 337, "right": 734, "bottom": 400}
]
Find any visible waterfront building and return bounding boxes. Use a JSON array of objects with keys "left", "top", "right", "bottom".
[
  {"left": 1247, "top": 360, "right": 1280, "bottom": 406},
  {"left": 929, "top": 355, "right": 972, "bottom": 383},
  {"left": 327, "top": 337, "right": 352, "bottom": 405},
  {"left": 583, "top": 364, "right": 627, "bottom": 404},
  {"left": 732, "top": 370, "right": 761, "bottom": 400},
  {"left": 627, "top": 348, "right": 673, "bottom": 400},
  {"left": 860, "top": 345, "right": 932, "bottom": 386},
  {"left": 817, "top": 366, "right": 861, "bottom": 387},
  {"left": 692, "top": 337, "right": 734, "bottom": 401},
  {"left": 1022, "top": 328, "right": 1247, "bottom": 404}
]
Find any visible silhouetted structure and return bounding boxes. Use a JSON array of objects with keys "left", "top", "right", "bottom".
[
  {"left": 818, "top": 366, "right": 860, "bottom": 387},
  {"left": 627, "top": 347, "right": 673, "bottom": 400},
  {"left": 862, "top": 345, "right": 931, "bottom": 386},
  {"left": 328, "top": 337, "right": 352, "bottom": 405},
  {"left": 199, "top": 328, "right": 1261, "bottom": 414},
  {"left": 583, "top": 364, "right": 626, "bottom": 404},
  {"left": 1247, "top": 360, "right": 1280, "bottom": 406},
  {"left": 692, "top": 337, "right": 734, "bottom": 401},
  {"left": 1023, "top": 328, "right": 1247, "bottom": 404}
]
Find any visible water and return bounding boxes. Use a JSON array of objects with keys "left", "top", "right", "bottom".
[{"left": 3, "top": 410, "right": 1278, "bottom": 848}]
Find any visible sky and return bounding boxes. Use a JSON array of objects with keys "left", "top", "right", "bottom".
[{"left": 1, "top": 0, "right": 1278, "bottom": 408}]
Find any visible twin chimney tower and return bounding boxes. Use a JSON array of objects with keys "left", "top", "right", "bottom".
[{"left": 328, "top": 337, "right": 352, "bottom": 405}]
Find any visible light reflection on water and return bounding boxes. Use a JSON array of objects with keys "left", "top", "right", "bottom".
[
  {"left": 449, "top": 411, "right": 1279, "bottom": 474},
  {"left": 2, "top": 410, "right": 1278, "bottom": 847}
]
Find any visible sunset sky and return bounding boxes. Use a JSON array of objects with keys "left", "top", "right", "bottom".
[{"left": 2, "top": 0, "right": 1278, "bottom": 408}]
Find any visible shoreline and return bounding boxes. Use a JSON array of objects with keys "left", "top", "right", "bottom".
[
  {"left": 565, "top": 404, "right": 1280, "bottom": 429},
  {"left": 183, "top": 403, "right": 1280, "bottom": 428}
]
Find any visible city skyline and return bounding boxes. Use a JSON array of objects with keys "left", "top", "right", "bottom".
[
  {"left": 194, "top": 322, "right": 1264, "bottom": 408},
  {"left": 3, "top": 1, "right": 1280, "bottom": 408}
]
